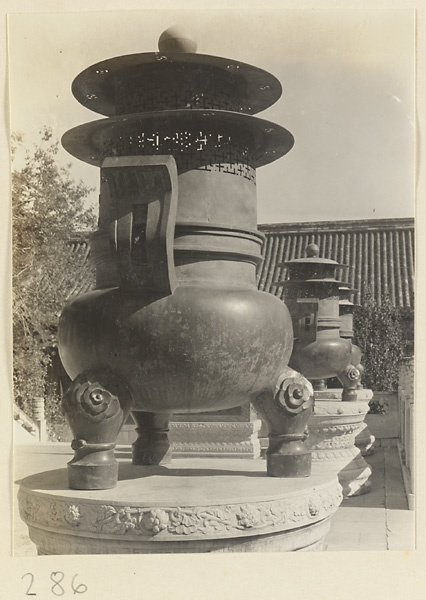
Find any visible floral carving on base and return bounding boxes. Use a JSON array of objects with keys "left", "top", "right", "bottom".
[{"left": 18, "top": 481, "right": 342, "bottom": 540}]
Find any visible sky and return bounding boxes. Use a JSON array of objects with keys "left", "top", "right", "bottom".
[{"left": 8, "top": 8, "right": 415, "bottom": 224}]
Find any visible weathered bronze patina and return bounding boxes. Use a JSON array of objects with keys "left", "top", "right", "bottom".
[{"left": 59, "top": 29, "right": 313, "bottom": 489}]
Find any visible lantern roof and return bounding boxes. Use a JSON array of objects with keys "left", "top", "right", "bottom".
[
  {"left": 71, "top": 29, "right": 282, "bottom": 117},
  {"left": 279, "top": 243, "right": 347, "bottom": 268},
  {"left": 272, "top": 278, "right": 348, "bottom": 288},
  {"left": 272, "top": 244, "right": 350, "bottom": 289},
  {"left": 61, "top": 109, "right": 294, "bottom": 168}
]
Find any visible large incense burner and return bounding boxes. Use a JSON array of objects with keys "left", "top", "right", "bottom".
[
  {"left": 58, "top": 28, "right": 313, "bottom": 489},
  {"left": 273, "top": 243, "right": 362, "bottom": 399}
]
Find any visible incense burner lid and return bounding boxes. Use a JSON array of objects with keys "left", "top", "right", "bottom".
[
  {"left": 279, "top": 257, "right": 345, "bottom": 267},
  {"left": 72, "top": 51, "right": 282, "bottom": 117},
  {"left": 274, "top": 278, "right": 348, "bottom": 287},
  {"left": 61, "top": 109, "right": 294, "bottom": 168}
]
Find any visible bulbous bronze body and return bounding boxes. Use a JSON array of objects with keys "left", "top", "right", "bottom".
[{"left": 60, "top": 285, "right": 293, "bottom": 414}]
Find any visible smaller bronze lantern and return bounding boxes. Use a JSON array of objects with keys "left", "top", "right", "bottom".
[
  {"left": 339, "top": 285, "right": 357, "bottom": 339},
  {"left": 273, "top": 243, "right": 360, "bottom": 400},
  {"left": 339, "top": 285, "right": 363, "bottom": 388}
]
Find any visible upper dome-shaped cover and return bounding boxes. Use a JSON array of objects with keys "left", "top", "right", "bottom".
[
  {"left": 279, "top": 243, "right": 346, "bottom": 268},
  {"left": 272, "top": 243, "right": 349, "bottom": 288},
  {"left": 72, "top": 28, "right": 282, "bottom": 117}
]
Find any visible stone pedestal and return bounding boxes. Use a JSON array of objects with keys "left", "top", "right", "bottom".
[
  {"left": 355, "top": 422, "right": 376, "bottom": 456},
  {"left": 118, "top": 405, "right": 262, "bottom": 459},
  {"left": 353, "top": 390, "right": 375, "bottom": 456},
  {"left": 18, "top": 458, "right": 342, "bottom": 554},
  {"left": 171, "top": 404, "right": 262, "bottom": 459},
  {"left": 169, "top": 420, "right": 261, "bottom": 459},
  {"left": 309, "top": 390, "right": 372, "bottom": 497}
]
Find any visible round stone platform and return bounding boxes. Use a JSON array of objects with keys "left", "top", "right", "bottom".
[{"left": 18, "top": 458, "right": 342, "bottom": 554}]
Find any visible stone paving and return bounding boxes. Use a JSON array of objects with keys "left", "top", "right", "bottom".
[
  {"left": 325, "top": 447, "right": 415, "bottom": 551},
  {"left": 13, "top": 444, "right": 414, "bottom": 555}
]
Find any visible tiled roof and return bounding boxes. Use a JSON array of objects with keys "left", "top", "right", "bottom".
[
  {"left": 257, "top": 218, "right": 414, "bottom": 308},
  {"left": 67, "top": 218, "right": 415, "bottom": 308}
]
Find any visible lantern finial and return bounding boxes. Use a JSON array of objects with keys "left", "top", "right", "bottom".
[
  {"left": 158, "top": 26, "right": 198, "bottom": 53},
  {"left": 306, "top": 243, "right": 319, "bottom": 258}
]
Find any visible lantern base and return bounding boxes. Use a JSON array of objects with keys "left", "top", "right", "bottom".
[
  {"left": 309, "top": 390, "right": 373, "bottom": 497},
  {"left": 18, "top": 458, "right": 342, "bottom": 555}
]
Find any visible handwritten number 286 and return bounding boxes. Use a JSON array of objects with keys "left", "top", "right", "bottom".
[{"left": 22, "top": 572, "right": 88, "bottom": 596}]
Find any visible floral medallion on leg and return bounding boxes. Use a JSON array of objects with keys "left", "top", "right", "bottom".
[
  {"left": 62, "top": 369, "right": 133, "bottom": 490},
  {"left": 253, "top": 367, "right": 314, "bottom": 478}
]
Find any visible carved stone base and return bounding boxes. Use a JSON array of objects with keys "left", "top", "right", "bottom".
[
  {"left": 118, "top": 405, "right": 262, "bottom": 459},
  {"left": 18, "top": 458, "right": 342, "bottom": 554},
  {"left": 353, "top": 390, "right": 375, "bottom": 456},
  {"left": 309, "top": 391, "right": 372, "bottom": 497},
  {"left": 355, "top": 422, "right": 376, "bottom": 456},
  {"left": 169, "top": 420, "right": 262, "bottom": 458}
]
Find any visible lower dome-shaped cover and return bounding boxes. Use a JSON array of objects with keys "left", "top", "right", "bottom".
[{"left": 62, "top": 109, "right": 294, "bottom": 169}]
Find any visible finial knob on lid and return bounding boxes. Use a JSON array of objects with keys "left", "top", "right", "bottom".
[
  {"left": 306, "top": 243, "right": 320, "bottom": 258},
  {"left": 158, "top": 26, "right": 198, "bottom": 53}
]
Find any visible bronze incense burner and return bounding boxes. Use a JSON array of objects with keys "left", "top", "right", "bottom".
[
  {"left": 273, "top": 243, "right": 362, "bottom": 400},
  {"left": 59, "top": 29, "right": 313, "bottom": 489}
]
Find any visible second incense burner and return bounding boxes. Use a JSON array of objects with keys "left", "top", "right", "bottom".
[{"left": 273, "top": 242, "right": 362, "bottom": 400}]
